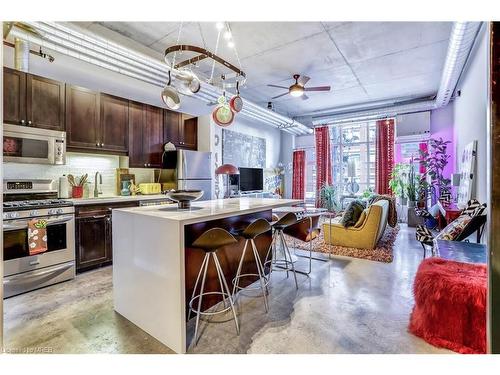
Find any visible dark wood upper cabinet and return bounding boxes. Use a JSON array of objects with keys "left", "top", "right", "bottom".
[
  {"left": 145, "top": 105, "right": 164, "bottom": 167},
  {"left": 164, "top": 109, "right": 181, "bottom": 146},
  {"left": 3, "top": 67, "right": 26, "bottom": 125},
  {"left": 164, "top": 110, "right": 197, "bottom": 150},
  {"left": 66, "top": 85, "right": 101, "bottom": 150},
  {"left": 128, "top": 101, "right": 146, "bottom": 167},
  {"left": 129, "top": 102, "right": 163, "bottom": 168},
  {"left": 26, "top": 74, "right": 65, "bottom": 131},
  {"left": 100, "top": 94, "right": 129, "bottom": 153},
  {"left": 182, "top": 117, "right": 198, "bottom": 150},
  {"left": 3, "top": 67, "right": 65, "bottom": 130}
]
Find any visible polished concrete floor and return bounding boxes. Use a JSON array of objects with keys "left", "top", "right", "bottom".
[{"left": 3, "top": 225, "right": 450, "bottom": 354}]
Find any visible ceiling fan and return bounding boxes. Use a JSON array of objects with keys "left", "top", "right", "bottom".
[{"left": 267, "top": 74, "right": 331, "bottom": 100}]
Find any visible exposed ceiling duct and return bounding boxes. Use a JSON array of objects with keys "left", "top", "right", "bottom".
[
  {"left": 6, "top": 21, "right": 311, "bottom": 135},
  {"left": 310, "top": 21, "right": 482, "bottom": 126}
]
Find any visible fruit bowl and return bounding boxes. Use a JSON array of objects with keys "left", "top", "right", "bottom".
[{"left": 165, "top": 189, "right": 204, "bottom": 209}]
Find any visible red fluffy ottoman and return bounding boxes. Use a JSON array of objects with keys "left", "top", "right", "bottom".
[{"left": 408, "top": 257, "right": 487, "bottom": 354}]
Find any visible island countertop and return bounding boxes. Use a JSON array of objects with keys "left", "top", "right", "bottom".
[
  {"left": 113, "top": 197, "right": 302, "bottom": 224},
  {"left": 112, "top": 197, "right": 301, "bottom": 353}
]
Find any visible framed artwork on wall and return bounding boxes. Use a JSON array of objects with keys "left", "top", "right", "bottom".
[{"left": 457, "top": 140, "right": 478, "bottom": 208}]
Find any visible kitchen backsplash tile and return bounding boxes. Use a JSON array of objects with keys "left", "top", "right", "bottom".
[{"left": 3, "top": 153, "right": 157, "bottom": 197}]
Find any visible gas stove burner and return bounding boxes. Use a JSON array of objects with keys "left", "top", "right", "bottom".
[{"left": 2, "top": 198, "right": 74, "bottom": 211}]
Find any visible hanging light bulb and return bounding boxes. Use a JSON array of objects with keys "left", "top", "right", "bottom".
[{"left": 215, "top": 22, "right": 224, "bottom": 30}]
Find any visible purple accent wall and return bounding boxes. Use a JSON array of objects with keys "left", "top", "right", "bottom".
[{"left": 430, "top": 105, "right": 455, "bottom": 180}]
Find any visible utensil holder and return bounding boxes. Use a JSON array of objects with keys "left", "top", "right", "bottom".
[{"left": 72, "top": 186, "right": 83, "bottom": 198}]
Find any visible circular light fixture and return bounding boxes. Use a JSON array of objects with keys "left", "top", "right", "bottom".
[
  {"left": 289, "top": 84, "right": 304, "bottom": 97},
  {"left": 223, "top": 30, "right": 232, "bottom": 40},
  {"left": 227, "top": 40, "right": 235, "bottom": 48},
  {"left": 215, "top": 22, "right": 224, "bottom": 30}
]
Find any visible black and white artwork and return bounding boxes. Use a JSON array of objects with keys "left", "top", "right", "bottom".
[
  {"left": 457, "top": 140, "right": 477, "bottom": 208},
  {"left": 222, "top": 129, "right": 266, "bottom": 168}
]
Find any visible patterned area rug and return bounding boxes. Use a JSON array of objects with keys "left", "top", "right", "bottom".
[{"left": 285, "top": 225, "right": 400, "bottom": 263}]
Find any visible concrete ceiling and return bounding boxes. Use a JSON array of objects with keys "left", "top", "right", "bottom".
[{"left": 72, "top": 22, "right": 453, "bottom": 119}]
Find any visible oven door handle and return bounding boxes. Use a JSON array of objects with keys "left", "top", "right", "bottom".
[
  {"left": 3, "top": 262, "right": 74, "bottom": 284},
  {"left": 2, "top": 215, "right": 74, "bottom": 231}
]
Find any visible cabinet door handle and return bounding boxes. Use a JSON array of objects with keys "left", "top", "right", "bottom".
[{"left": 92, "top": 215, "right": 107, "bottom": 219}]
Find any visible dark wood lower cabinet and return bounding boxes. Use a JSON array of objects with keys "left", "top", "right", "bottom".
[{"left": 75, "top": 201, "right": 140, "bottom": 272}]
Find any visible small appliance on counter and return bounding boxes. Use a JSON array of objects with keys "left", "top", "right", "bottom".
[
  {"left": 3, "top": 179, "right": 75, "bottom": 298},
  {"left": 138, "top": 183, "right": 162, "bottom": 195}
]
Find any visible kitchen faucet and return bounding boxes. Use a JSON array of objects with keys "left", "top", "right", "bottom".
[{"left": 94, "top": 171, "right": 103, "bottom": 198}]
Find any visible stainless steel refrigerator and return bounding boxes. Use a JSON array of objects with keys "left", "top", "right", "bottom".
[{"left": 162, "top": 150, "right": 212, "bottom": 201}]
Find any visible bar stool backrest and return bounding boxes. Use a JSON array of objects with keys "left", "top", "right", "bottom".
[
  {"left": 273, "top": 212, "right": 298, "bottom": 229},
  {"left": 284, "top": 214, "right": 322, "bottom": 242},
  {"left": 192, "top": 228, "right": 238, "bottom": 252},
  {"left": 242, "top": 218, "right": 272, "bottom": 239}
]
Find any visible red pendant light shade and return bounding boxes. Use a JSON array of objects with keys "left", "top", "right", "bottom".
[{"left": 215, "top": 164, "right": 239, "bottom": 175}]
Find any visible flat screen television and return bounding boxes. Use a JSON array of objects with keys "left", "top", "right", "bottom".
[{"left": 239, "top": 167, "right": 263, "bottom": 192}]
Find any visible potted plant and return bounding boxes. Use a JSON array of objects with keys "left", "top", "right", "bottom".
[
  {"left": 389, "top": 163, "right": 409, "bottom": 205},
  {"left": 319, "top": 184, "right": 339, "bottom": 213},
  {"left": 417, "top": 138, "right": 451, "bottom": 206},
  {"left": 406, "top": 158, "right": 418, "bottom": 208}
]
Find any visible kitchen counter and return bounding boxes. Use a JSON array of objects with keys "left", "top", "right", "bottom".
[
  {"left": 68, "top": 194, "right": 169, "bottom": 205},
  {"left": 112, "top": 198, "right": 301, "bottom": 353},
  {"left": 113, "top": 197, "right": 300, "bottom": 224}
]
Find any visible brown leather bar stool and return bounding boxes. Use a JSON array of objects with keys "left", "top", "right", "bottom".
[
  {"left": 283, "top": 214, "right": 323, "bottom": 275},
  {"left": 264, "top": 212, "right": 299, "bottom": 289},
  {"left": 188, "top": 228, "right": 240, "bottom": 346},
  {"left": 232, "top": 219, "right": 272, "bottom": 312}
]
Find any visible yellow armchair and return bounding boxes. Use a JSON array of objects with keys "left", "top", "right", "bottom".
[{"left": 322, "top": 200, "right": 389, "bottom": 250}]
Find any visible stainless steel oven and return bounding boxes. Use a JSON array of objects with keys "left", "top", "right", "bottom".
[
  {"left": 3, "top": 179, "right": 75, "bottom": 298},
  {"left": 3, "top": 124, "right": 66, "bottom": 165}
]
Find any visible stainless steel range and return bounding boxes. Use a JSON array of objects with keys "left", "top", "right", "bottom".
[{"left": 3, "top": 179, "right": 75, "bottom": 298}]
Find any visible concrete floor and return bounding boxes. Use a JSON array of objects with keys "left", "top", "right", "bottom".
[{"left": 3, "top": 225, "right": 450, "bottom": 354}]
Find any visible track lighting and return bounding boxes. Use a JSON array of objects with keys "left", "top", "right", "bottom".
[
  {"left": 227, "top": 40, "right": 235, "bottom": 48},
  {"left": 215, "top": 22, "right": 224, "bottom": 30},
  {"left": 223, "top": 30, "right": 232, "bottom": 40}
]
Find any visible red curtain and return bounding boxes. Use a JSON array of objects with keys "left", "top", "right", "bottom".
[
  {"left": 315, "top": 126, "right": 332, "bottom": 207},
  {"left": 375, "top": 119, "right": 395, "bottom": 195},
  {"left": 292, "top": 150, "right": 306, "bottom": 200}
]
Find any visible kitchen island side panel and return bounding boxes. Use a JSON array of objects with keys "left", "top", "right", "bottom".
[{"left": 112, "top": 210, "right": 186, "bottom": 353}]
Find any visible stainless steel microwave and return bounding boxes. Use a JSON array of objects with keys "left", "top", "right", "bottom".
[{"left": 3, "top": 124, "right": 66, "bottom": 165}]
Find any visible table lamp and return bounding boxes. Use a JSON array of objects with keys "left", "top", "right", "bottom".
[{"left": 216, "top": 164, "right": 239, "bottom": 198}]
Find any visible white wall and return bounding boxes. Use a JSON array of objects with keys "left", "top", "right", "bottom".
[
  {"left": 452, "top": 23, "right": 488, "bottom": 204},
  {"left": 280, "top": 132, "right": 295, "bottom": 198}
]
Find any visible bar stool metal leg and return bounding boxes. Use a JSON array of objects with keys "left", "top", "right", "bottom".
[
  {"left": 188, "top": 253, "right": 209, "bottom": 321},
  {"left": 212, "top": 253, "right": 240, "bottom": 335},
  {"left": 250, "top": 239, "right": 269, "bottom": 312},
  {"left": 232, "top": 240, "right": 249, "bottom": 297},
  {"left": 193, "top": 253, "right": 210, "bottom": 345},
  {"left": 280, "top": 230, "right": 298, "bottom": 289}
]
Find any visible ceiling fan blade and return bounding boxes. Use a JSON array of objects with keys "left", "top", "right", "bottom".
[
  {"left": 267, "top": 84, "right": 290, "bottom": 89},
  {"left": 304, "top": 86, "right": 331, "bottom": 92},
  {"left": 297, "top": 75, "right": 310, "bottom": 86},
  {"left": 271, "top": 92, "right": 289, "bottom": 99},
  {"left": 301, "top": 93, "right": 309, "bottom": 100}
]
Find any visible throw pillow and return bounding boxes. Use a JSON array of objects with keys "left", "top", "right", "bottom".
[
  {"left": 340, "top": 200, "right": 366, "bottom": 227},
  {"left": 435, "top": 215, "right": 473, "bottom": 241}
]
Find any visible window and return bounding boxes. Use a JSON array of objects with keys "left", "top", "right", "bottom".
[{"left": 303, "top": 121, "right": 377, "bottom": 203}]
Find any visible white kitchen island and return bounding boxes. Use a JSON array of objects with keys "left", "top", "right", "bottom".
[{"left": 112, "top": 198, "right": 301, "bottom": 353}]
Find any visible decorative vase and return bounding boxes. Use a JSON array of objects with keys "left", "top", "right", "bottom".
[{"left": 121, "top": 181, "right": 131, "bottom": 196}]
